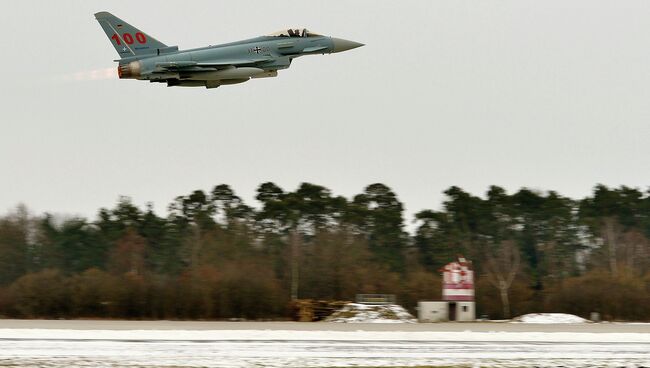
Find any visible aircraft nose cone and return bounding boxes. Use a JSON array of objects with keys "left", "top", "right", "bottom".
[{"left": 331, "top": 38, "right": 364, "bottom": 53}]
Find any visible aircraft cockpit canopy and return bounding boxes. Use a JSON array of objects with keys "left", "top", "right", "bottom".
[{"left": 268, "top": 28, "right": 322, "bottom": 38}]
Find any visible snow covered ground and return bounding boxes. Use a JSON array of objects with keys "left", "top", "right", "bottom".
[
  {"left": 1, "top": 325, "right": 650, "bottom": 367},
  {"left": 325, "top": 303, "right": 417, "bottom": 323},
  {"left": 512, "top": 313, "right": 589, "bottom": 324}
]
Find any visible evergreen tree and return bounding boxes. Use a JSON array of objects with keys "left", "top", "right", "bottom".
[{"left": 350, "top": 183, "right": 407, "bottom": 272}]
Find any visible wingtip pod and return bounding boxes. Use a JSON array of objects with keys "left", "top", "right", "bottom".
[{"left": 94, "top": 11, "right": 113, "bottom": 20}]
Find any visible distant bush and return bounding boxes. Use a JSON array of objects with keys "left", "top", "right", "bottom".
[
  {"left": 9, "top": 269, "right": 69, "bottom": 318},
  {"left": 545, "top": 269, "right": 650, "bottom": 321},
  {"left": 68, "top": 268, "right": 121, "bottom": 317},
  {"left": 399, "top": 269, "right": 442, "bottom": 311}
]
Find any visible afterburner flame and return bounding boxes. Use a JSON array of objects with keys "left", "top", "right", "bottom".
[{"left": 70, "top": 68, "right": 116, "bottom": 81}]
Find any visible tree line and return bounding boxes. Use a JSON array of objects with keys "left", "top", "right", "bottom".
[{"left": 0, "top": 183, "right": 648, "bottom": 321}]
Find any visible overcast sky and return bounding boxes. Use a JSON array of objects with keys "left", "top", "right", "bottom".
[{"left": 1, "top": 0, "right": 648, "bottom": 228}]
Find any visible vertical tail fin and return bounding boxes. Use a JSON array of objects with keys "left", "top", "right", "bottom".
[{"left": 95, "top": 11, "right": 167, "bottom": 59}]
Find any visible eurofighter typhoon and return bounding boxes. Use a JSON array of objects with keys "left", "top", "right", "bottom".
[{"left": 95, "top": 12, "right": 364, "bottom": 88}]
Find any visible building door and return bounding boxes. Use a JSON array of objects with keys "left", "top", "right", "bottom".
[{"left": 449, "top": 302, "right": 457, "bottom": 321}]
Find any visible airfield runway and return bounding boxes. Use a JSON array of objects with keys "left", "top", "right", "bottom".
[
  {"left": 3, "top": 319, "right": 650, "bottom": 332},
  {"left": 1, "top": 320, "right": 650, "bottom": 367}
]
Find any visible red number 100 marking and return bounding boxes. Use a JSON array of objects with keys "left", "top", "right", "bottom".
[{"left": 111, "top": 32, "right": 147, "bottom": 46}]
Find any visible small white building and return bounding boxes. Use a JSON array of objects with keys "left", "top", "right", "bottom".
[
  {"left": 418, "top": 256, "right": 476, "bottom": 322},
  {"left": 418, "top": 301, "right": 475, "bottom": 322},
  {"left": 418, "top": 301, "right": 448, "bottom": 322}
]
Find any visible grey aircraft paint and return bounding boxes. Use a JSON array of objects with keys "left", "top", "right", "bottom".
[{"left": 95, "top": 12, "right": 364, "bottom": 89}]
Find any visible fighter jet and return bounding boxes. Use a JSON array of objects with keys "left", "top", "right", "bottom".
[{"left": 95, "top": 12, "right": 364, "bottom": 89}]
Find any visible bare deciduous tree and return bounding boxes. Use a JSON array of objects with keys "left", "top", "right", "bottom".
[
  {"left": 484, "top": 240, "right": 521, "bottom": 319},
  {"left": 602, "top": 217, "right": 621, "bottom": 277}
]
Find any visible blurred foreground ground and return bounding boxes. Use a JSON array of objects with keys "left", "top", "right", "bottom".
[{"left": 1, "top": 320, "right": 650, "bottom": 367}]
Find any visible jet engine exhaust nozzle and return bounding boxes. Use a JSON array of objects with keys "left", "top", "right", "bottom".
[{"left": 117, "top": 61, "right": 142, "bottom": 79}]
